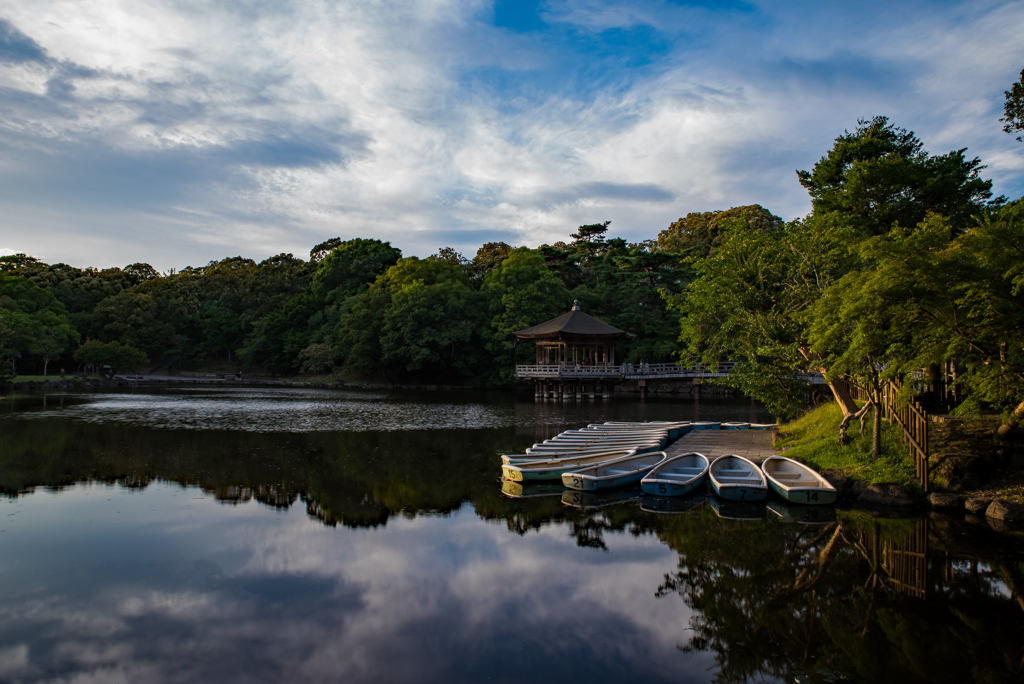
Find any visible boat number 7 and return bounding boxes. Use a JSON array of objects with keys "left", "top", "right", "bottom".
[
  {"left": 805, "top": 491, "right": 819, "bottom": 502},
  {"left": 739, "top": 489, "right": 746, "bottom": 500}
]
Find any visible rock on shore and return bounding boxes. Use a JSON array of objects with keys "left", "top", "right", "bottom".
[
  {"left": 858, "top": 483, "right": 914, "bottom": 507},
  {"left": 985, "top": 499, "right": 1024, "bottom": 522}
]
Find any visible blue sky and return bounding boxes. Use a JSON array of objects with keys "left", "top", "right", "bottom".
[{"left": 0, "top": 0, "right": 1022, "bottom": 270}]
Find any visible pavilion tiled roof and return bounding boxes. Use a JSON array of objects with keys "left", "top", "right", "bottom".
[{"left": 512, "top": 301, "right": 636, "bottom": 339}]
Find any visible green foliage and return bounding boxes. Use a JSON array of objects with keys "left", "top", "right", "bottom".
[
  {"left": 298, "top": 343, "right": 342, "bottom": 381},
  {"left": 656, "top": 204, "right": 783, "bottom": 257},
  {"left": 481, "top": 248, "right": 573, "bottom": 380},
  {"left": 797, "top": 116, "right": 994, "bottom": 236},
  {"left": 1002, "top": 68, "right": 1024, "bottom": 142},
  {"left": 312, "top": 238, "right": 401, "bottom": 300},
  {"left": 73, "top": 339, "right": 148, "bottom": 374},
  {"left": 338, "top": 257, "right": 489, "bottom": 382},
  {"left": 669, "top": 215, "right": 853, "bottom": 417},
  {"left": 0, "top": 275, "right": 79, "bottom": 377}
]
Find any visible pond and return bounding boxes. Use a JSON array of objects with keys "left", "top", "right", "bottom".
[{"left": 1, "top": 387, "right": 1022, "bottom": 683}]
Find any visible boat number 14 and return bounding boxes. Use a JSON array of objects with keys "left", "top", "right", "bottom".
[{"left": 804, "top": 491, "right": 819, "bottom": 502}]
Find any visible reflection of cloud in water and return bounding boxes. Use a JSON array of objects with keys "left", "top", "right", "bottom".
[
  {"left": 1, "top": 484, "right": 706, "bottom": 683},
  {"left": 17, "top": 386, "right": 774, "bottom": 432},
  {"left": 20, "top": 388, "right": 519, "bottom": 432}
]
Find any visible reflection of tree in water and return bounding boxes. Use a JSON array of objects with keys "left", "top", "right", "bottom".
[
  {"left": 570, "top": 517, "right": 613, "bottom": 550},
  {"left": 655, "top": 512, "right": 1024, "bottom": 683}
]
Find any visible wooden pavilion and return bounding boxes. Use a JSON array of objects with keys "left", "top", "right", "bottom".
[{"left": 513, "top": 301, "right": 635, "bottom": 399}]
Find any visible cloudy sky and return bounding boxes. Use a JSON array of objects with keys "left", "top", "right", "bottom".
[{"left": 1, "top": 0, "right": 1022, "bottom": 271}]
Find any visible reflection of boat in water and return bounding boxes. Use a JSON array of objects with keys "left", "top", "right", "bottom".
[
  {"left": 761, "top": 456, "right": 837, "bottom": 505},
  {"left": 708, "top": 495, "right": 766, "bottom": 520},
  {"left": 640, "top": 452, "right": 709, "bottom": 497},
  {"left": 561, "top": 488, "right": 641, "bottom": 510},
  {"left": 501, "top": 480, "right": 566, "bottom": 499},
  {"left": 640, "top": 493, "right": 707, "bottom": 514},
  {"left": 766, "top": 499, "right": 838, "bottom": 524}
]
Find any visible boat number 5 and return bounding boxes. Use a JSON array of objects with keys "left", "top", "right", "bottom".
[
  {"left": 805, "top": 491, "right": 819, "bottom": 502},
  {"left": 658, "top": 484, "right": 667, "bottom": 494}
]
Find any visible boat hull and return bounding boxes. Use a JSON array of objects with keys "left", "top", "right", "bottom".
[
  {"left": 563, "top": 468, "right": 648, "bottom": 491},
  {"left": 767, "top": 480, "right": 838, "bottom": 505},
  {"left": 640, "top": 477, "right": 705, "bottom": 497},
  {"left": 711, "top": 480, "right": 767, "bottom": 501}
]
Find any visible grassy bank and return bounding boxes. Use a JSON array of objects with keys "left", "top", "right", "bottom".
[{"left": 777, "top": 403, "right": 920, "bottom": 490}]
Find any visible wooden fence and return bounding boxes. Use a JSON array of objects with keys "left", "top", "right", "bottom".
[{"left": 881, "top": 381, "right": 930, "bottom": 492}]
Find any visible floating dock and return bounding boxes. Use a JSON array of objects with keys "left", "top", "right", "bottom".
[{"left": 665, "top": 428, "right": 779, "bottom": 463}]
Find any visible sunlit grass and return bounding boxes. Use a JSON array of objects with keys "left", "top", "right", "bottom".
[{"left": 778, "top": 402, "right": 920, "bottom": 489}]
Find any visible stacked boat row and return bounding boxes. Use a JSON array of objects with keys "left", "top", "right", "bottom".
[
  {"left": 501, "top": 421, "right": 687, "bottom": 484},
  {"left": 500, "top": 421, "right": 835, "bottom": 505}
]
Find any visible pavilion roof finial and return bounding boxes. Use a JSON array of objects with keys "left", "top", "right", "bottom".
[{"left": 572, "top": 299, "right": 580, "bottom": 311}]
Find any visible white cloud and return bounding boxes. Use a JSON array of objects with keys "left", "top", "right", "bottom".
[{"left": 0, "top": 0, "right": 1021, "bottom": 269}]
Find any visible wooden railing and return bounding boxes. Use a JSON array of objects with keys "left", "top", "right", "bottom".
[
  {"left": 516, "top": 361, "right": 826, "bottom": 383},
  {"left": 881, "top": 380, "right": 930, "bottom": 492}
]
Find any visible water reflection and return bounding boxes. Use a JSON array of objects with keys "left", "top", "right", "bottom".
[{"left": 0, "top": 389, "right": 1022, "bottom": 683}]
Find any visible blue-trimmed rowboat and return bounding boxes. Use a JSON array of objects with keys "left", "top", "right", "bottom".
[
  {"left": 640, "top": 452, "right": 710, "bottom": 497},
  {"left": 749, "top": 423, "right": 779, "bottom": 431},
  {"left": 689, "top": 422, "right": 721, "bottom": 430},
  {"left": 561, "top": 451, "right": 668, "bottom": 491},
  {"left": 720, "top": 422, "right": 749, "bottom": 430},
  {"left": 708, "top": 455, "right": 767, "bottom": 501},
  {"left": 761, "top": 456, "right": 837, "bottom": 505}
]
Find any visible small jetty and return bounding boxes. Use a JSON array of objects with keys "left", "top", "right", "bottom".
[{"left": 664, "top": 428, "right": 779, "bottom": 464}]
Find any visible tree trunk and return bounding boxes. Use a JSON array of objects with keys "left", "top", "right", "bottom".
[
  {"left": 838, "top": 401, "right": 872, "bottom": 446},
  {"left": 871, "top": 396, "right": 882, "bottom": 460},
  {"left": 997, "top": 400, "right": 1024, "bottom": 439},
  {"left": 43, "top": 357, "right": 49, "bottom": 376},
  {"left": 828, "top": 378, "right": 859, "bottom": 416}
]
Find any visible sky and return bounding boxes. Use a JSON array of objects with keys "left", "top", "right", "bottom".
[{"left": 0, "top": 0, "right": 1022, "bottom": 271}]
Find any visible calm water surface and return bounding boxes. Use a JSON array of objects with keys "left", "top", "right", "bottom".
[{"left": 1, "top": 387, "right": 1022, "bottom": 683}]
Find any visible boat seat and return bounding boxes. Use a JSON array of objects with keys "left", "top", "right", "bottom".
[
  {"left": 602, "top": 468, "right": 631, "bottom": 475},
  {"left": 717, "top": 468, "right": 750, "bottom": 473},
  {"left": 771, "top": 473, "right": 803, "bottom": 481},
  {"left": 716, "top": 475, "right": 759, "bottom": 482},
  {"left": 671, "top": 467, "right": 704, "bottom": 474},
  {"left": 658, "top": 473, "right": 692, "bottom": 481}
]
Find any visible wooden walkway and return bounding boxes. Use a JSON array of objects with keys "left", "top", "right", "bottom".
[{"left": 665, "top": 429, "right": 779, "bottom": 463}]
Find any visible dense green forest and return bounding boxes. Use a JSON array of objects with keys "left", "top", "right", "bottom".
[
  {"left": 3, "top": 75, "right": 1024, "bottom": 441},
  {"left": 0, "top": 214, "right": 732, "bottom": 383}
]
